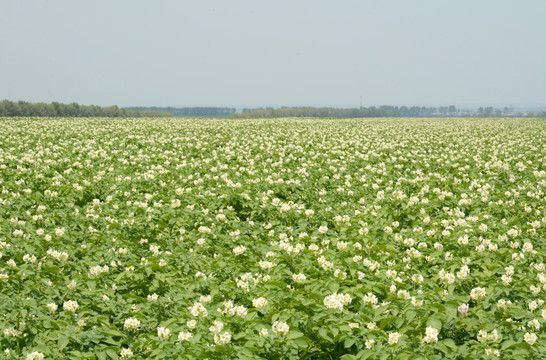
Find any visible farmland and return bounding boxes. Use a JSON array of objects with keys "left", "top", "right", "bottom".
[{"left": 0, "top": 117, "right": 545, "bottom": 359}]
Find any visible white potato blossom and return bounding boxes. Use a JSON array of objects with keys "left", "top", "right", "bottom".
[
  {"left": 324, "top": 293, "right": 352, "bottom": 312},
  {"left": 63, "top": 300, "right": 79, "bottom": 312},
  {"left": 189, "top": 302, "right": 208, "bottom": 317},
  {"left": 528, "top": 319, "right": 540, "bottom": 331},
  {"left": 272, "top": 321, "right": 290, "bottom": 335},
  {"left": 120, "top": 348, "right": 134, "bottom": 359},
  {"left": 422, "top": 327, "right": 439, "bottom": 344},
  {"left": 477, "top": 329, "right": 499, "bottom": 343},
  {"left": 363, "top": 292, "right": 378, "bottom": 305},
  {"left": 124, "top": 318, "right": 140, "bottom": 331},
  {"left": 214, "top": 332, "right": 231, "bottom": 345},
  {"left": 292, "top": 273, "right": 306, "bottom": 284},
  {"left": 388, "top": 332, "right": 401, "bottom": 345},
  {"left": 470, "top": 287, "right": 486, "bottom": 300},
  {"left": 233, "top": 245, "right": 247, "bottom": 255},
  {"left": 26, "top": 352, "right": 44, "bottom": 360},
  {"left": 252, "top": 297, "right": 268, "bottom": 308},
  {"left": 157, "top": 327, "right": 171, "bottom": 339},
  {"left": 524, "top": 332, "right": 537, "bottom": 345},
  {"left": 178, "top": 331, "right": 192, "bottom": 341}
]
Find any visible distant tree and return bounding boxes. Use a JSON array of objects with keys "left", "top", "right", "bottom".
[{"left": 0, "top": 100, "right": 171, "bottom": 117}]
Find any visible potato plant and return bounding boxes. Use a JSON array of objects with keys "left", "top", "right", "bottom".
[{"left": 0, "top": 117, "right": 545, "bottom": 359}]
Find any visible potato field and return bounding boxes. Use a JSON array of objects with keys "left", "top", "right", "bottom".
[{"left": 0, "top": 117, "right": 545, "bottom": 360}]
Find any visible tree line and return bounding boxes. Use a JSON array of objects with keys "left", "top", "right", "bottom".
[
  {"left": 0, "top": 100, "right": 172, "bottom": 117},
  {"left": 125, "top": 107, "right": 236, "bottom": 117},
  {"left": 233, "top": 105, "right": 544, "bottom": 118},
  {"left": 234, "top": 106, "right": 445, "bottom": 118}
]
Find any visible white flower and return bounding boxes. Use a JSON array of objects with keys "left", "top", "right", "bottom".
[
  {"left": 178, "top": 331, "right": 192, "bottom": 341},
  {"left": 157, "top": 327, "right": 171, "bottom": 339},
  {"left": 120, "top": 348, "right": 134, "bottom": 359},
  {"left": 209, "top": 321, "right": 224, "bottom": 334},
  {"left": 422, "top": 327, "right": 439, "bottom": 343},
  {"left": 524, "top": 332, "right": 537, "bottom": 345},
  {"left": 214, "top": 331, "right": 231, "bottom": 345},
  {"left": 272, "top": 321, "right": 290, "bottom": 335},
  {"left": 292, "top": 273, "right": 306, "bottom": 284},
  {"left": 252, "top": 297, "right": 268, "bottom": 308},
  {"left": 63, "top": 300, "right": 79, "bottom": 312},
  {"left": 124, "top": 318, "right": 140, "bottom": 331},
  {"left": 259, "top": 261, "right": 275, "bottom": 270},
  {"left": 470, "top": 287, "right": 486, "bottom": 300},
  {"left": 233, "top": 245, "right": 246, "bottom": 255},
  {"left": 477, "top": 329, "right": 499, "bottom": 342},
  {"left": 26, "top": 352, "right": 44, "bottom": 360},
  {"left": 324, "top": 293, "right": 352, "bottom": 312},
  {"left": 528, "top": 319, "right": 541, "bottom": 331},
  {"left": 67, "top": 280, "right": 77, "bottom": 289},
  {"left": 363, "top": 292, "right": 378, "bottom": 305},
  {"left": 388, "top": 332, "right": 401, "bottom": 345}
]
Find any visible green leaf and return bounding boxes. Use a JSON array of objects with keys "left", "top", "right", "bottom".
[
  {"left": 356, "top": 350, "right": 373, "bottom": 360},
  {"left": 106, "top": 349, "right": 119, "bottom": 359},
  {"left": 319, "top": 328, "right": 332, "bottom": 341},
  {"left": 344, "top": 338, "right": 356, "bottom": 348},
  {"left": 292, "top": 337, "right": 309, "bottom": 348},
  {"left": 58, "top": 336, "right": 69, "bottom": 350},
  {"left": 145, "top": 266, "right": 153, "bottom": 277},
  {"left": 501, "top": 339, "right": 518, "bottom": 350},
  {"left": 405, "top": 310, "right": 416, "bottom": 324},
  {"left": 442, "top": 339, "right": 457, "bottom": 350},
  {"left": 286, "top": 331, "right": 304, "bottom": 339},
  {"left": 100, "top": 328, "right": 126, "bottom": 339},
  {"left": 427, "top": 318, "right": 442, "bottom": 330},
  {"left": 329, "top": 281, "right": 340, "bottom": 294}
]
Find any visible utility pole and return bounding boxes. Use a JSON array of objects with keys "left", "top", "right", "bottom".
[{"left": 360, "top": 95, "right": 363, "bottom": 109}]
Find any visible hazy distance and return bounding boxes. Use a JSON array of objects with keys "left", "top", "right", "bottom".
[{"left": 1, "top": 0, "right": 545, "bottom": 109}]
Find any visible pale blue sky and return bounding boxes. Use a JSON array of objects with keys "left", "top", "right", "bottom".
[{"left": 1, "top": 0, "right": 545, "bottom": 108}]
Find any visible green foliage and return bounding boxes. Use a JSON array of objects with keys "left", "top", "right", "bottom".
[
  {"left": 0, "top": 100, "right": 171, "bottom": 118},
  {"left": 0, "top": 117, "right": 545, "bottom": 359},
  {"left": 125, "top": 107, "right": 236, "bottom": 118}
]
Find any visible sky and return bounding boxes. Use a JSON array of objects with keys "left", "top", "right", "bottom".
[{"left": 1, "top": 0, "right": 545, "bottom": 109}]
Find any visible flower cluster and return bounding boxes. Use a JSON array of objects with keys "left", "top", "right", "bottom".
[
  {"left": 422, "top": 327, "right": 439, "bottom": 344},
  {"left": 323, "top": 293, "right": 352, "bottom": 312},
  {"left": 272, "top": 321, "right": 290, "bottom": 335},
  {"left": 63, "top": 300, "right": 79, "bottom": 313},
  {"left": 124, "top": 318, "right": 140, "bottom": 332}
]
